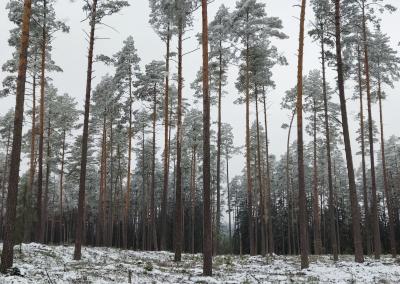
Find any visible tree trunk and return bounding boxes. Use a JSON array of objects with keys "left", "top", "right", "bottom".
[
  {"left": 42, "top": 113, "right": 51, "bottom": 243},
  {"left": 37, "top": 0, "right": 48, "bottom": 243},
  {"left": 312, "top": 98, "right": 322, "bottom": 255},
  {"left": 59, "top": 130, "right": 66, "bottom": 244},
  {"left": 190, "top": 147, "right": 197, "bottom": 254},
  {"left": 160, "top": 24, "right": 171, "bottom": 251},
  {"left": 377, "top": 67, "right": 397, "bottom": 257},
  {"left": 245, "top": 15, "right": 255, "bottom": 256},
  {"left": 150, "top": 84, "right": 158, "bottom": 251},
  {"left": 356, "top": 44, "right": 371, "bottom": 255},
  {"left": 296, "top": 0, "right": 309, "bottom": 270},
  {"left": 226, "top": 154, "right": 232, "bottom": 253},
  {"left": 321, "top": 32, "right": 338, "bottom": 260},
  {"left": 1, "top": 126, "right": 12, "bottom": 239},
  {"left": 333, "top": 0, "right": 364, "bottom": 263},
  {"left": 361, "top": 1, "right": 381, "bottom": 260},
  {"left": 286, "top": 111, "right": 295, "bottom": 255},
  {"left": 202, "top": 0, "right": 212, "bottom": 275},
  {"left": 255, "top": 89, "right": 266, "bottom": 257},
  {"left": 174, "top": 17, "right": 183, "bottom": 262},
  {"left": 74, "top": 0, "right": 98, "bottom": 260},
  {"left": 123, "top": 68, "right": 133, "bottom": 249},
  {"left": 262, "top": 90, "right": 273, "bottom": 255},
  {"left": 0, "top": 0, "right": 32, "bottom": 273}
]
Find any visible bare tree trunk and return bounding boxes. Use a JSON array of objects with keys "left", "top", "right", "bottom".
[
  {"left": 59, "top": 130, "right": 66, "bottom": 244},
  {"left": 255, "top": 89, "right": 266, "bottom": 256},
  {"left": 361, "top": 1, "right": 381, "bottom": 260},
  {"left": 37, "top": 0, "right": 48, "bottom": 243},
  {"left": 74, "top": 0, "right": 98, "bottom": 260},
  {"left": 42, "top": 114, "right": 51, "bottom": 243},
  {"left": 226, "top": 154, "right": 232, "bottom": 253},
  {"left": 312, "top": 98, "right": 322, "bottom": 255},
  {"left": 190, "top": 147, "right": 197, "bottom": 254},
  {"left": 1, "top": 126, "right": 11, "bottom": 239},
  {"left": 150, "top": 85, "right": 158, "bottom": 251},
  {"left": 160, "top": 24, "right": 171, "bottom": 251},
  {"left": 286, "top": 111, "right": 295, "bottom": 255},
  {"left": 296, "top": 0, "right": 309, "bottom": 270},
  {"left": 321, "top": 33, "right": 338, "bottom": 260},
  {"left": 0, "top": 0, "right": 32, "bottom": 273},
  {"left": 262, "top": 91, "right": 273, "bottom": 255},
  {"left": 123, "top": 68, "right": 133, "bottom": 249},
  {"left": 202, "top": 0, "right": 212, "bottom": 275},
  {"left": 377, "top": 69, "right": 397, "bottom": 257},
  {"left": 356, "top": 44, "right": 371, "bottom": 255},
  {"left": 245, "top": 25, "right": 255, "bottom": 256},
  {"left": 333, "top": 0, "right": 364, "bottom": 263}
]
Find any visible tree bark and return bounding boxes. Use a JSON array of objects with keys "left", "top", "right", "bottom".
[
  {"left": 333, "top": 0, "right": 364, "bottom": 263},
  {"left": 74, "top": 0, "right": 97, "bottom": 260},
  {"left": 202, "top": 0, "right": 212, "bottom": 275},
  {"left": 160, "top": 24, "right": 171, "bottom": 251},
  {"left": 150, "top": 84, "right": 158, "bottom": 251},
  {"left": 0, "top": 0, "right": 32, "bottom": 273},
  {"left": 321, "top": 32, "right": 338, "bottom": 260},
  {"left": 361, "top": 1, "right": 381, "bottom": 259},
  {"left": 59, "top": 130, "right": 66, "bottom": 244},
  {"left": 174, "top": 17, "right": 183, "bottom": 262},
  {"left": 377, "top": 67, "right": 397, "bottom": 257},
  {"left": 37, "top": 0, "right": 47, "bottom": 243},
  {"left": 296, "top": 0, "right": 309, "bottom": 270}
]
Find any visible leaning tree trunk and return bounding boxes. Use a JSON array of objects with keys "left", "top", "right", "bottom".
[
  {"left": 361, "top": 1, "right": 381, "bottom": 259},
  {"left": 160, "top": 24, "right": 171, "bottom": 251},
  {"left": 202, "top": 0, "right": 212, "bottom": 275},
  {"left": 74, "top": 0, "right": 98, "bottom": 260},
  {"left": 174, "top": 17, "right": 183, "bottom": 262},
  {"left": 296, "top": 0, "right": 309, "bottom": 270},
  {"left": 321, "top": 32, "right": 338, "bottom": 260},
  {"left": 333, "top": 0, "right": 364, "bottom": 263},
  {"left": 377, "top": 67, "right": 397, "bottom": 257},
  {"left": 37, "top": 0, "right": 47, "bottom": 243},
  {"left": 0, "top": 0, "right": 33, "bottom": 273}
]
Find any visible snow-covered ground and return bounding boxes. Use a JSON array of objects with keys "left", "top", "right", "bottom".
[{"left": 1, "top": 243, "right": 400, "bottom": 283}]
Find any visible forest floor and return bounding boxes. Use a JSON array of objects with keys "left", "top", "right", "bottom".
[{"left": 0, "top": 243, "right": 400, "bottom": 283}]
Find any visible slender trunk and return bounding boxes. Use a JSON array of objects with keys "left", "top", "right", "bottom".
[
  {"left": 226, "top": 154, "right": 232, "bottom": 253},
  {"left": 321, "top": 32, "right": 338, "bottom": 260},
  {"left": 174, "top": 18, "right": 183, "bottom": 262},
  {"left": 42, "top": 114, "right": 51, "bottom": 243},
  {"left": 286, "top": 111, "right": 295, "bottom": 255},
  {"left": 97, "top": 115, "right": 107, "bottom": 246},
  {"left": 150, "top": 84, "right": 158, "bottom": 251},
  {"left": 202, "top": 0, "right": 212, "bottom": 275},
  {"left": 377, "top": 68, "right": 397, "bottom": 257},
  {"left": 1, "top": 127, "right": 11, "bottom": 239},
  {"left": 255, "top": 89, "right": 266, "bottom": 256},
  {"left": 190, "top": 147, "right": 197, "bottom": 254},
  {"left": 361, "top": 1, "right": 381, "bottom": 259},
  {"left": 161, "top": 24, "right": 171, "bottom": 251},
  {"left": 356, "top": 44, "right": 371, "bottom": 255},
  {"left": 215, "top": 33, "right": 223, "bottom": 255},
  {"left": 262, "top": 91, "right": 273, "bottom": 255},
  {"left": 0, "top": 0, "right": 32, "bottom": 272},
  {"left": 74, "top": 0, "right": 97, "bottom": 260},
  {"left": 245, "top": 14, "right": 255, "bottom": 256},
  {"left": 37, "top": 0, "right": 48, "bottom": 243},
  {"left": 333, "top": 0, "right": 364, "bottom": 263},
  {"left": 123, "top": 69, "right": 133, "bottom": 249},
  {"left": 312, "top": 98, "right": 322, "bottom": 255},
  {"left": 296, "top": 0, "right": 309, "bottom": 269},
  {"left": 59, "top": 130, "right": 66, "bottom": 244}
]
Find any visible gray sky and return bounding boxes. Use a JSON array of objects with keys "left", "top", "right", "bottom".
[{"left": 0, "top": 0, "right": 399, "bottom": 178}]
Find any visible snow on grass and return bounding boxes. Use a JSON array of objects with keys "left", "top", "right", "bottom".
[{"left": 1, "top": 243, "right": 400, "bottom": 283}]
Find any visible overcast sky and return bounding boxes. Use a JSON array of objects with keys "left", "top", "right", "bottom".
[{"left": 0, "top": 0, "right": 399, "bottom": 178}]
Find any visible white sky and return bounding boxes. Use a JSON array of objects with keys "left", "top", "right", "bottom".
[{"left": 0, "top": 0, "right": 399, "bottom": 178}]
